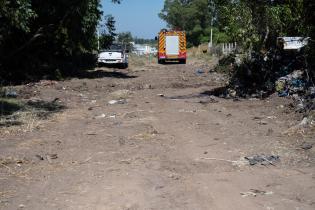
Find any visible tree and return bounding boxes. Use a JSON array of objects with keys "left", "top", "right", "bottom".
[
  {"left": 0, "top": 0, "right": 122, "bottom": 82},
  {"left": 159, "top": 0, "right": 213, "bottom": 46},
  {"left": 99, "top": 15, "right": 117, "bottom": 49}
]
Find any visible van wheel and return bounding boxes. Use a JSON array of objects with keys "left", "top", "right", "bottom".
[{"left": 158, "top": 59, "right": 164, "bottom": 64}]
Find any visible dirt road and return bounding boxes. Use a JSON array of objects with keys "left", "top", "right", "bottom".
[{"left": 1, "top": 58, "right": 314, "bottom": 210}]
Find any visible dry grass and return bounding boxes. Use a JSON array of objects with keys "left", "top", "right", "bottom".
[
  {"left": 128, "top": 54, "right": 157, "bottom": 70},
  {"left": 187, "top": 46, "right": 213, "bottom": 65},
  {"left": 0, "top": 98, "right": 64, "bottom": 135},
  {"left": 109, "top": 89, "right": 133, "bottom": 100}
]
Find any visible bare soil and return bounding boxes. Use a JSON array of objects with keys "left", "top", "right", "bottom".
[{"left": 1, "top": 58, "right": 315, "bottom": 210}]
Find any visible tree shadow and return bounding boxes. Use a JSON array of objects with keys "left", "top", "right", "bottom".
[
  {"left": 26, "top": 99, "right": 66, "bottom": 119},
  {"left": 163, "top": 86, "right": 230, "bottom": 100},
  {"left": 0, "top": 99, "right": 22, "bottom": 116},
  {"left": 159, "top": 62, "right": 186, "bottom": 65},
  {"left": 0, "top": 98, "right": 66, "bottom": 127},
  {"left": 200, "top": 86, "right": 229, "bottom": 97},
  {"left": 74, "top": 69, "right": 137, "bottom": 79}
]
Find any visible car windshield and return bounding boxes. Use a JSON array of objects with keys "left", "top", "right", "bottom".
[{"left": 107, "top": 44, "right": 123, "bottom": 50}]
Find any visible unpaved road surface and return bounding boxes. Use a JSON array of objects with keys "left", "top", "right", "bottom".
[{"left": 1, "top": 59, "right": 315, "bottom": 210}]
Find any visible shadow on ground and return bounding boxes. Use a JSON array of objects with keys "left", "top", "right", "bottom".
[
  {"left": 0, "top": 98, "right": 65, "bottom": 127},
  {"left": 163, "top": 87, "right": 228, "bottom": 100},
  {"left": 200, "top": 86, "right": 228, "bottom": 97},
  {"left": 74, "top": 69, "right": 137, "bottom": 79},
  {"left": 0, "top": 99, "right": 22, "bottom": 116}
]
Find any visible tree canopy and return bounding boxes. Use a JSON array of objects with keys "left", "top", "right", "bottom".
[
  {"left": 159, "top": 0, "right": 312, "bottom": 50},
  {"left": 0, "top": 0, "right": 121, "bottom": 82}
]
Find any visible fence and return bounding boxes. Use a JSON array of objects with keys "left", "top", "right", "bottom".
[{"left": 208, "top": 42, "right": 239, "bottom": 56}]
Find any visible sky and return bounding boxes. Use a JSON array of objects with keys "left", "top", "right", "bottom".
[{"left": 101, "top": 0, "right": 167, "bottom": 39}]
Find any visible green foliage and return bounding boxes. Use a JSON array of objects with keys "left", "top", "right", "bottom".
[
  {"left": 117, "top": 32, "right": 133, "bottom": 44},
  {"left": 160, "top": 0, "right": 311, "bottom": 50},
  {"left": 99, "top": 15, "right": 116, "bottom": 49},
  {"left": 134, "top": 37, "right": 156, "bottom": 45},
  {"left": 159, "top": 0, "right": 213, "bottom": 46},
  {"left": 0, "top": 0, "right": 121, "bottom": 82}
]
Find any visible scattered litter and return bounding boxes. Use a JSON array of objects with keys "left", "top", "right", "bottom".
[
  {"left": 35, "top": 155, "right": 44, "bottom": 161},
  {"left": 179, "top": 109, "right": 197, "bottom": 113},
  {"left": 143, "top": 84, "right": 152, "bottom": 89},
  {"left": 157, "top": 94, "right": 164, "bottom": 97},
  {"left": 299, "top": 117, "right": 311, "bottom": 127},
  {"left": 283, "top": 115, "right": 315, "bottom": 135},
  {"left": 108, "top": 99, "right": 127, "bottom": 105},
  {"left": 245, "top": 155, "right": 279, "bottom": 166},
  {"left": 267, "top": 116, "right": 277, "bottom": 119},
  {"left": 241, "top": 189, "right": 273, "bottom": 197},
  {"left": 277, "top": 105, "right": 285, "bottom": 109},
  {"left": 275, "top": 70, "right": 305, "bottom": 97},
  {"left": 168, "top": 173, "right": 181, "bottom": 180},
  {"left": 4, "top": 89, "right": 18, "bottom": 98},
  {"left": 18, "top": 204, "right": 26, "bottom": 208},
  {"left": 258, "top": 121, "right": 268, "bottom": 125},
  {"left": 301, "top": 142, "right": 313, "bottom": 150},
  {"left": 195, "top": 69, "right": 205, "bottom": 76},
  {"left": 109, "top": 115, "right": 116, "bottom": 119},
  {"left": 95, "top": 114, "right": 106, "bottom": 119},
  {"left": 228, "top": 88, "right": 237, "bottom": 98},
  {"left": 253, "top": 116, "right": 263, "bottom": 120},
  {"left": 46, "top": 154, "right": 58, "bottom": 163}
]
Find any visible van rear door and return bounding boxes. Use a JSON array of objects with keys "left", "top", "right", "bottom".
[{"left": 166, "top": 35, "right": 179, "bottom": 56}]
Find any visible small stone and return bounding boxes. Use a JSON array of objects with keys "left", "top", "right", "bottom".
[
  {"left": 144, "top": 84, "right": 152, "bottom": 89},
  {"left": 301, "top": 142, "right": 312, "bottom": 150},
  {"left": 259, "top": 121, "right": 268, "bottom": 125}
]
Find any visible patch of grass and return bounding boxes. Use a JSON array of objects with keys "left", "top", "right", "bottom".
[
  {"left": 0, "top": 98, "right": 65, "bottom": 131},
  {"left": 26, "top": 99, "right": 64, "bottom": 113},
  {"left": 0, "top": 98, "right": 23, "bottom": 116},
  {"left": 129, "top": 54, "right": 156, "bottom": 68},
  {"left": 187, "top": 47, "right": 213, "bottom": 64}
]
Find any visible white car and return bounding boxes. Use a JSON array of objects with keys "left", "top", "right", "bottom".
[{"left": 98, "top": 44, "right": 128, "bottom": 68}]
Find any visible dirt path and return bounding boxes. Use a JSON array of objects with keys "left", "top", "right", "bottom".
[{"left": 1, "top": 59, "right": 315, "bottom": 210}]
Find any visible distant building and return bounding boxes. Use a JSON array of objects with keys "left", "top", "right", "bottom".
[{"left": 132, "top": 44, "right": 157, "bottom": 56}]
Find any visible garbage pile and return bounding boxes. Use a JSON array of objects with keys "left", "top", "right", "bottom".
[
  {"left": 275, "top": 70, "right": 306, "bottom": 97},
  {"left": 245, "top": 154, "right": 280, "bottom": 166},
  {"left": 215, "top": 47, "right": 313, "bottom": 101}
]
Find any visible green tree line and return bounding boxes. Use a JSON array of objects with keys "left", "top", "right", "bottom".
[
  {"left": 160, "top": 0, "right": 315, "bottom": 80},
  {"left": 159, "top": 0, "right": 314, "bottom": 50},
  {"left": 0, "top": 0, "right": 121, "bottom": 82}
]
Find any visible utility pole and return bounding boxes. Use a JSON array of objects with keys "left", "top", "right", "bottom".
[
  {"left": 209, "top": 0, "right": 214, "bottom": 49},
  {"left": 97, "top": 28, "right": 100, "bottom": 51},
  {"left": 210, "top": 19, "right": 213, "bottom": 48}
]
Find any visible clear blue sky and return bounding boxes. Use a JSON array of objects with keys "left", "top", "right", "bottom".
[{"left": 101, "top": 0, "right": 167, "bottom": 39}]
